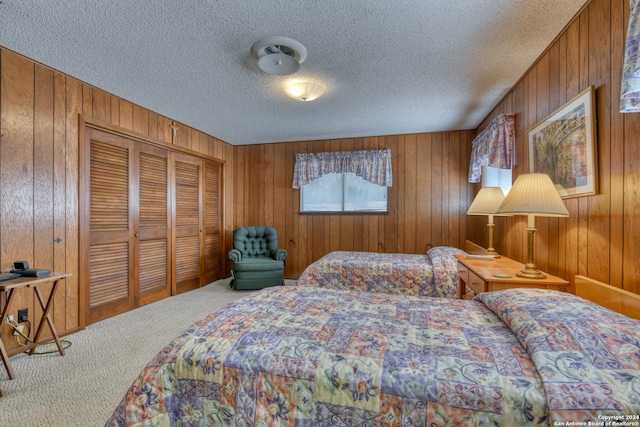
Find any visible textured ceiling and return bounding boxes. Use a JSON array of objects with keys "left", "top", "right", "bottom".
[{"left": 0, "top": 0, "right": 587, "bottom": 145}]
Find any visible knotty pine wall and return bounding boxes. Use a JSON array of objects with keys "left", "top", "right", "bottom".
[
  {"left": 0, "top": 48, "right": 234, "bottom": 346},
  {"left": 232, "top": 132, "right": 474, "bottom": 279},
  {"left": 467, "top": 0, "right": 640, "bottom": 295}
]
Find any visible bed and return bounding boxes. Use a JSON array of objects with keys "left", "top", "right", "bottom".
[
  {"left": 296, "top": 246, "right": 467, "bottom": 298},
  {"left": 106, "top": 276, "right": 640, "bottom": 426}
]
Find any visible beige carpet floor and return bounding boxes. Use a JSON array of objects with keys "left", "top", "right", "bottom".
[{"left": 0, "top": 278, "right": 291, "bottom": 427}]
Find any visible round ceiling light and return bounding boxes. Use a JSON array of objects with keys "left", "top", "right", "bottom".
[
  {"left": 284, "top": 80, "right": 326, "bottom": 102},
  {"left": 251, "top": 36, "right": 307, "bottom": 76}
]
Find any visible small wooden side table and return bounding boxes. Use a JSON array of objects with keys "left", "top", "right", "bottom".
[
  {"left": 455, "top": 254, "right": 568, "bottom": 300},
  {"left": 0, "top": 272, "right": 70, "bottom": 385}
]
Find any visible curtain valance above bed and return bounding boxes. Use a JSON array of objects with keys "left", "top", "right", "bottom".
[
  {"left": 468, "top": 113, "right": 515, "bottom": 183},
  {"left": 292, "top": 149, "right": 393, "bottom": 188},
  {"left": 620, "top": 0, "right": 640, "bottom": 112}
]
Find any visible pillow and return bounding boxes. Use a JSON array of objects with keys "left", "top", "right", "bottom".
[{"left": 426, "top": 246, "right": 467, "bottom": 298}]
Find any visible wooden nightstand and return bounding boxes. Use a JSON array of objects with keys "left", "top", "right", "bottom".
[{"left": 455, "top": 253, "right": 569, "bottom": 300}]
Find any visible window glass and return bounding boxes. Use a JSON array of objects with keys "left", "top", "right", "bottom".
[
  {"left": 481, "top": 166, "right": 512, "bottom": 194},
  {"left": 301, "top": 173, "right": 388, "bottom": 213}
]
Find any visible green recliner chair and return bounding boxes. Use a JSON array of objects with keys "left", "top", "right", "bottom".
[{"left": 228, "top": 226, "right": 287, "bottom": 290}]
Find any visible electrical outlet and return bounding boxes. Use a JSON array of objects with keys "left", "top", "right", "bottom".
[
  {"left": 18, "top": 308, "right": 28, "bottom": 323},
  {"left": 13, "top": 324, "right": 24, "bottom": 336}
]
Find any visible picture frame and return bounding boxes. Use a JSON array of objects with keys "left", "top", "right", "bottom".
[{"left": 528, "top": 85, "right": 597, "bottom": 198}]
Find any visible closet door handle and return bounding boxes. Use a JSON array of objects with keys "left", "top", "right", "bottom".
[{"left": 135, "top": 233, "right": 140, "bottom": 237}]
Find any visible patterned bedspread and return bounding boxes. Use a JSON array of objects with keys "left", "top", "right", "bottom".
[
  {"left": 105, "top": 287, "right": 640, "bottom": 426},
  {"left": 296, "top": 246, "right": 466, "bottom": 298}
]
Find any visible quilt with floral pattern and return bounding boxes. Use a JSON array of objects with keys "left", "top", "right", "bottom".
[
  {"left": 106, "top": 286, "right": 640, "bottom": 427},
  {"left": 296, "top": 246, "right": 466, "bottom": 298}
]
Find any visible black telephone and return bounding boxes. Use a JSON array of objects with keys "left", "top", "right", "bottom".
[{"left": 11, "top": 261, "right": 51, "bottom": 277}]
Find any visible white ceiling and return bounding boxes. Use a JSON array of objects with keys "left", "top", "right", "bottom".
[{"left": 0, "top": 0, "right": 587, "bottom": 146}]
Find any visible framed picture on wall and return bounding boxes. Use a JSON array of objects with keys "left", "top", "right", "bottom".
[{"left": 528, "top": 85, "right": 597, "bottom": 198}]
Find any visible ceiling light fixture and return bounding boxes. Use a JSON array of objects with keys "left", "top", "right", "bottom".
[
  {"left": 284, "top": 81, "right": 326, "bottom": 102},
  {"left": 251, "top": 36, "right": 307, "bottom": 76}
]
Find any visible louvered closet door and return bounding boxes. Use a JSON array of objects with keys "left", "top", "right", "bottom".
[
  {"left": 173, "top": 153, "right": 203, "bottom": 294},
  {"left": 137, "top": 144, "right": 171, "bottom": 306},
  {"left": 86, "top": 129, "right": 135, "bottom": 323},
  {"left": 203, "top": 160, "right": 222, "bottom": 284}
]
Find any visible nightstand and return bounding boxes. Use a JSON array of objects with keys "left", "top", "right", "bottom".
[{"left": 455, "top": 253, "right": 569, "bottom": 300}]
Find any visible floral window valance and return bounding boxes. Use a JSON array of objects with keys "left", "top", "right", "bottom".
[
  {"left": 621, "top": 0, "right": 640, "bottom": 112},
  {"left": 292, "top": 149, "right": 392, "bottom": 189},
  {"left": 468, "top": 113, "right": 515, "bottom": 183}
]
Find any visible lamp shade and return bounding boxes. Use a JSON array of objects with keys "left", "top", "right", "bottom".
[
  {"left": 467, "top": 187, "right": 507, "bottom": 215},
  {"left": 496, "top": 173, "right": 569, "bottom": 217}
]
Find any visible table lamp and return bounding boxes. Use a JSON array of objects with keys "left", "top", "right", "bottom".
[
  {"left": 496, "top": 173, "right": 569, "bottom": 278},
  {"left": 466, "top": 187, "right": 509, "bottom": 257}
]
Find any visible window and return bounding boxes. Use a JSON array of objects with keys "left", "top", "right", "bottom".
[
  {"left": 481, "top": 165, "right": 512, "bottom": 194},
  {"left": 300, "top": 173, "right": 388, "bottom": 213}
]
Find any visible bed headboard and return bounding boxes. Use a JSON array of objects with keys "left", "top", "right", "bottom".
[
  {"left": 465, "top": 240, "right": 485, "bottom": 254},
  {"left": 575, "top": 275, "right": 640, "bottom": 320}
]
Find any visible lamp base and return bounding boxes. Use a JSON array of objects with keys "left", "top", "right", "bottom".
[
  {"left": 484, "top": 248, "right": 501, "bottom": 258},
  {"left": 516, "top": 265, "right": 546, "bottom": 279}
]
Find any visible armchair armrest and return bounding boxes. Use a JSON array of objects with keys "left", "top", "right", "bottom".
[
  {"left": 229, "top": 249, "right": 243, "bottom": 262},
  {"left": 270, "top": 249, "right": 288, "bottom": 261}
]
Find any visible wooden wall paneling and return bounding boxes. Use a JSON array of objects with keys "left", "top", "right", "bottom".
[
  {"left": 33, "top": 63, "right": 55, "bottom": 339},
  {"left": 132, "top": 104, "right": 148, "bottom": 136},
  {"left": 290, "top": 141, "right": 302, "bottom": 276},
  {"left": 447, "top": 131, "right": 462, "bottom": 250},
  {"left": 92, "top": 89, "right": 110, "bottom": 123},
  {"left": 461, "top": 131, "right": 472, "bottom": 250},
  {"left": 441, "top": 133, "right": 452, "bottom": 248},
  {"left": 82, "top": 84, "right": 93, "bottom": 119},
  {"left": 109, "top": 94, "right": 120, "bottom": 128},
  {"left": 562, "top": 18, "right": 581, "bottom": 287},
  {"left": 549, "top": 39, "right": 568, "bottom": 279},
  {"left": 416, "top": 133, "right": 432, "bottom": 250},
  {"left": 52, "top": 71, "right": 68, "bottom": 334},
  {"left": 624, "top": 114, "right": 640, "bottom": 294},
  {"left": 223, "top": 142, "right": 234, "bottom": 276},
  {"left": 147, "top": 111, "right": 159, "bottom": 140},
  {"left": 64, "top": 79, "right": 81, "bottom": 331},
  {"left": 119, "top": 99, "right": 133, "bottom": 132},
  {"left": 0, "top": 51, "right": 34, "bottom": 350},
  {"left": 577, "top": 6, "right": 591, "bottom": 278},
  {"left": 283, "top": 142, "right": 295, "bottom": 277},
  {"left": 586, "top": 0, "right": 612, "bottom": 283},
  {"left": 536, "top": 53, "right": 553, "bottom": 275},
  {"left": 264, "top": 144, "right": 274, "bottom": 231},
  {"left": 609, "top": 0, "right": 626, "bottom": 287},
  {"left": 296, "top": 142, "right": 309, "bottom": 275},
  {"left": 430, "top": 133, "right": 443, "bottom": 246},
  {"left": 232, "top": 146, "right": 244, "bottom": 229},
  {"left": 395, "top": 135, "right": 406, "bottom": 253},
  {"left": 272, "top": 143, "right": 286, "bottom": 262}
]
